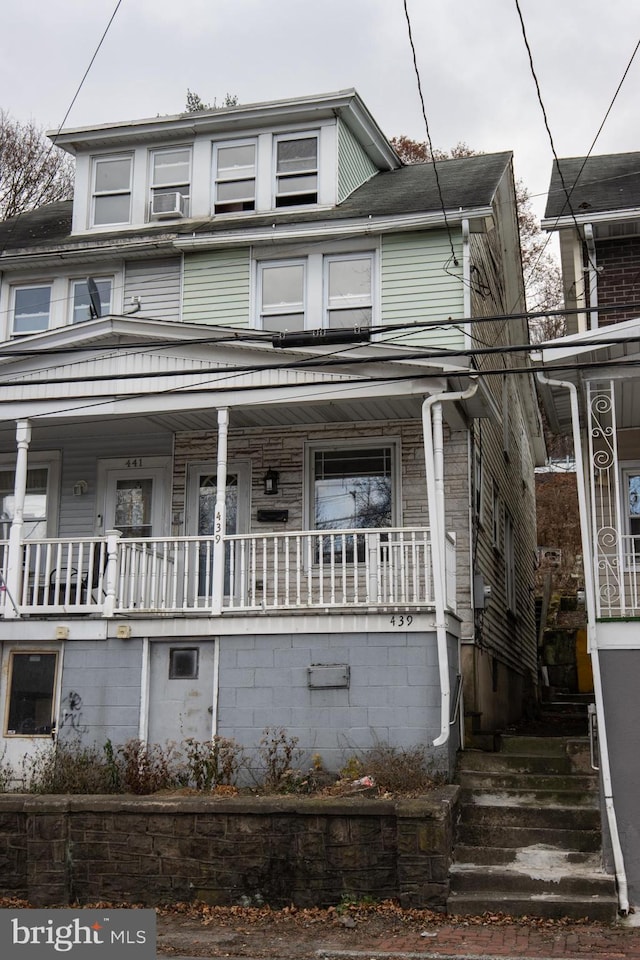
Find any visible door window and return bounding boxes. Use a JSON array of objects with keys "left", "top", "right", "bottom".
[
  {"left": 115, "top": 478, "right": 154, "bottom": 538},
  {"left": 5, "top": 651, "right": 57, "bottom": 736}
]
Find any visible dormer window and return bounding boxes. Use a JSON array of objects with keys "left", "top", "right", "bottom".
[
  {"left": 214, "top": 141, "right": 256, "bottom": 214},
  {"left": 92, "top": 156, "right": 132, "bottom": 226},
  {"left": 150, "top": 148, "right": 191, "bottom": 219},
  {"left": 275, "top": 134, "right": 318, "bottom": 207}
]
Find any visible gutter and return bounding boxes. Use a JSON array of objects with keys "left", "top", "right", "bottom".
[
  {"left": 536, "top": 371, "right": 629, "bottom": 916},
  {"left": 422, "top": 379, "right": 479, "bottom": 746}
]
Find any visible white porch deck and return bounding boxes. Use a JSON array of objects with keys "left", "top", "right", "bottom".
[{"left": 0, "top": 527, "right": 455, "bottom": 617}]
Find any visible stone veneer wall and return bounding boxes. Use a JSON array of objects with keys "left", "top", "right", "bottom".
[{"left": 0, "top": 789, "right": 458, "bottom": 909}]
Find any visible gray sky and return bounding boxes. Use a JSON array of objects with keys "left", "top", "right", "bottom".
[{"left": 3, "top": 0, "right": 640, "bottom": 219}]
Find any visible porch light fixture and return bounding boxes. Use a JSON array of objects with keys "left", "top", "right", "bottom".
[
  {"left": 73, "top": 480, "right": 88, "bottom": 497},
  {"left": 263, "top": 468, "right": 279, "bottom": 496}
]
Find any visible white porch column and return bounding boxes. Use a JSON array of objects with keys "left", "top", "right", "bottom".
[
  {"left": 211, "top": 408, "right": 229, "bottom": 615},
  {"left": 4, "top": 420, "right": 32, "bottom": 618},
  {"left": 102, "top": 529, "right": 122, "bottom": 618}
]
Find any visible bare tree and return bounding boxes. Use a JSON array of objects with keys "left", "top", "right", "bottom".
[{"left": 0, "top": 111, "right": 74, "bottom": 221}]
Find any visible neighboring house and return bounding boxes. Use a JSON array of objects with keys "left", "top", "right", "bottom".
[
  {"left": 536, "top": 151, "right": 640, "bottom": 912},
  {"left": 0, "top": 89, "right": 544, "bottom": 778}
]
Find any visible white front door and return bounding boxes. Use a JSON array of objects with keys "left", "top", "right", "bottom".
[
  {"left": 186, "top": 461, "right": 250, "bottom": 600},
  {"left": 97, "top": 457, "right": 171, "bottom": 538},
  {"left": 147, "top": 640, "right": 216, "bottom": 745},
  {"left": 0, "top": 643, "right": 62, "bottom": 773}
]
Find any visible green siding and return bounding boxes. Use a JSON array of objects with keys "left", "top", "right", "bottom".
[
  {"left": 380, "top": 232, "right": 465, "bottom": 349},
  {"left": 337, "top": 121, "right": 378, "bottom": 203},
  {"left": 182, "top": 248, "right": 251, "bottom": 326}
]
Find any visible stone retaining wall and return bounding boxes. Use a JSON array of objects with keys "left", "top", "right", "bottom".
[{"left": 0, "top": 789, "right": 458, "bottom": 909}]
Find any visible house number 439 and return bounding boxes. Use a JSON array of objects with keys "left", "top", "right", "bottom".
[{"left": 390, "top": 615, "right": 414, "bottom": 627}]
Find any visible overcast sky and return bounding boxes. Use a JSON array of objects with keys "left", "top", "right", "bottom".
[{"left": 3, "top": 0, "right": 640, "bottom": 219}]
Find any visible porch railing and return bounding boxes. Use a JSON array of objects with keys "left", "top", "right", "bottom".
[
  {"left": 0, "top": 526, "right": 450, "bottom": 616},
  {"left": 596, "top": 533, "right": 640, "bottom": 618}
]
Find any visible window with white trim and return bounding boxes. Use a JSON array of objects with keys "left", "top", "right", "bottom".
[
  {"left": 12, "top": 284, "right": 51, "bottom": 335},
  {"left": 150, "top": 148, "right": 191, "bottom": 218},
  {"left": 92, "top": 155, "right": 132, "bottom": 226},
  {"left": 257, "top": 252, "right": 374, "bottom": 333},
  {"left": 0, "top": 467, "right": 49, "bottom": 540},
  {"left": 307, "top": 440, "right": 398, "bottom": 560},
  {"left": 70, "top": 278, "right": 113, "bottom": 323},
  {"left": 622, "top": 469, "right": 640, "bottom": 552},
  {"left": 325, "top": 255, "right": 372, "bottom": 328},
  {"left": 5, "top": 651, "right": 58, "bottom": 736},
  {"left": 214, "top": 140, "right": 256, "bottom": 214},
  {"left": 259, "top": 260, "right": 306, "bottom": 333},
  {"left": 274, "top": 134, "right": 318, "bottom": 207}
]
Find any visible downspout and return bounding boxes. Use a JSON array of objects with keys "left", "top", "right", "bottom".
[
  {"left": 584, "top": 224, "right": 599, "bottom": 330},
  {"left": 537, "top": 372, "right": 628, "bottom": 915},
  {"left": 211, "top": 407, "right": 229, "bottom": 616},
  {"left": 462, "top": 219, "right": 472, "bottom": 352},
  {"left": 422, "top": 379, "right": 479, "bottom": 747}
]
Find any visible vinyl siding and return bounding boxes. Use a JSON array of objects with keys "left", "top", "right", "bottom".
[
  {"left": 380, "top": 231, "right": 465, "bottom": 349},
  {"left": 182, "top": 248, "right": 251, "bottom": 327},
  {"left": 124, "top": 258, "right": 181, "bottom": 321},
  {"left": 337, "top": 120, "right": 378, "bottom": 203}
]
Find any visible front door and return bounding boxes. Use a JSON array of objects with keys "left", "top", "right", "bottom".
[
  {"left": 97, "top": 457, "right": 171, "bottom": 539},
  {"left": 0, "top": 643, "right": 61, "bottom": 774},
  {"left": 186, "top": 461, "right": 250, "bottom": 602},
  {"left": 147, "top": 640, "right": 216, "bottom": 745}
]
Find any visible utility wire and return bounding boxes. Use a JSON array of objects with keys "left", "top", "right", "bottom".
[{"left": 401, "top": 0, "right": 459, "bottom": 268}]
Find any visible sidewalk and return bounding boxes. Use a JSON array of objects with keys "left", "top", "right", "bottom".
[{"left": 155, "top": 905, "right": 640, "bottom": 960}]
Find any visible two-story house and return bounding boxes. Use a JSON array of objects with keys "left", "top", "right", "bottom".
[
  {"left": 536, "top": 150, "right": 640, "bottom": 912},
  {"left": 0, "top": 89, "right": 544, "bottom": 778}
]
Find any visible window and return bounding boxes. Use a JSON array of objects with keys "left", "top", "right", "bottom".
[
  {"left": 623, "top": 470, "right": 640, "bottom": 552},
  {"left": 214, "top": 141, "right": 256, "bottom": 213},
  {"left": 0, "top": 467, "right": 49, "bottom": 539},
  {"left": 492, "top": 482, "right": 501, "bottom": 550},
  {"left": 5, "top": 651, "right": 57, "bottom": 736},
  {"left": 309, "top": 442, "right": 396, "bottom": 560},
  {"left": 92, "top": 155, "right": 132, "bottom": 226},
  {"left": 325, "top": 256, "right": 372, "bottom": 328},
  {"left": 257, "top": 251, "right": 374, "bottom": 332},
  {"left": 259, "top": 260, "right": 305, "bottom": 332},
  {"left": 13, "top": 284, "right": 51, "bottom": 335},
  {"left": 504, "top": 509, "right": 516, "bottom": 613},
  {"left": 150, "top": 148, "right": 191, "bottom": 218},
  {"left": 275, "top": 135, "right": 318, "bottom": 207},
  {"left": 169, "top": 648, "right": 199, "bottom": 679},
  {"left": 71, "top": 278, "right": 112, "bottom": 323}
]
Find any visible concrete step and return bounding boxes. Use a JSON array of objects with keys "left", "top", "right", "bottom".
[
  {"left": 457, "top": 822, "right": 602, "bottom": 851},
  {"left": 458, "top": 786, "right": 599, "bottom": 808},
  {"left": 499, "top": 734, "right": 589, "bottom": 757},
  {"left": 456, "top": 770, "right": 599, "bottom": 793},
  {"left": 446, "top": 889, "right": 618, "bottom": 922},
  {"left": 456, "top": 751, "right": 575, "bottom": 775},
  {"left": 459, "top": 802, "right": 600, "bottom": 831},
  {"left": 450, "top": 862, "right": 615, "bottom": 897},
  {"left": 453, "top": 843, "right": 602, "bottom": 868}
]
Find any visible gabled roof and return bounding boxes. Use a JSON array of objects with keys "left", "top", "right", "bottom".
[
  {"left": 543, "top": 151, "right": 640, "bottom": 224},
  {"left": 0, "top": 152, "right": 513, "bottom": 259}
]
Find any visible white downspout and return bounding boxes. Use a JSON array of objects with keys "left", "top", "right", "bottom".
[
  {"left": 462, "top": 219, "right": 472, "bottom": 352},
  {"left": 537, "top": 372, "right": 628, "bottom": 915},
  {"left": 584, "top": 224, "right": 599, "bottom": 330},
  {"left": 422, "top": 380, "right": 479, "bottom": 747}
]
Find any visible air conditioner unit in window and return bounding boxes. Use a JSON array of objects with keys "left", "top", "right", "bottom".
[{"left": 150, "top": 191, "right": 186, "bottom": 219}]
